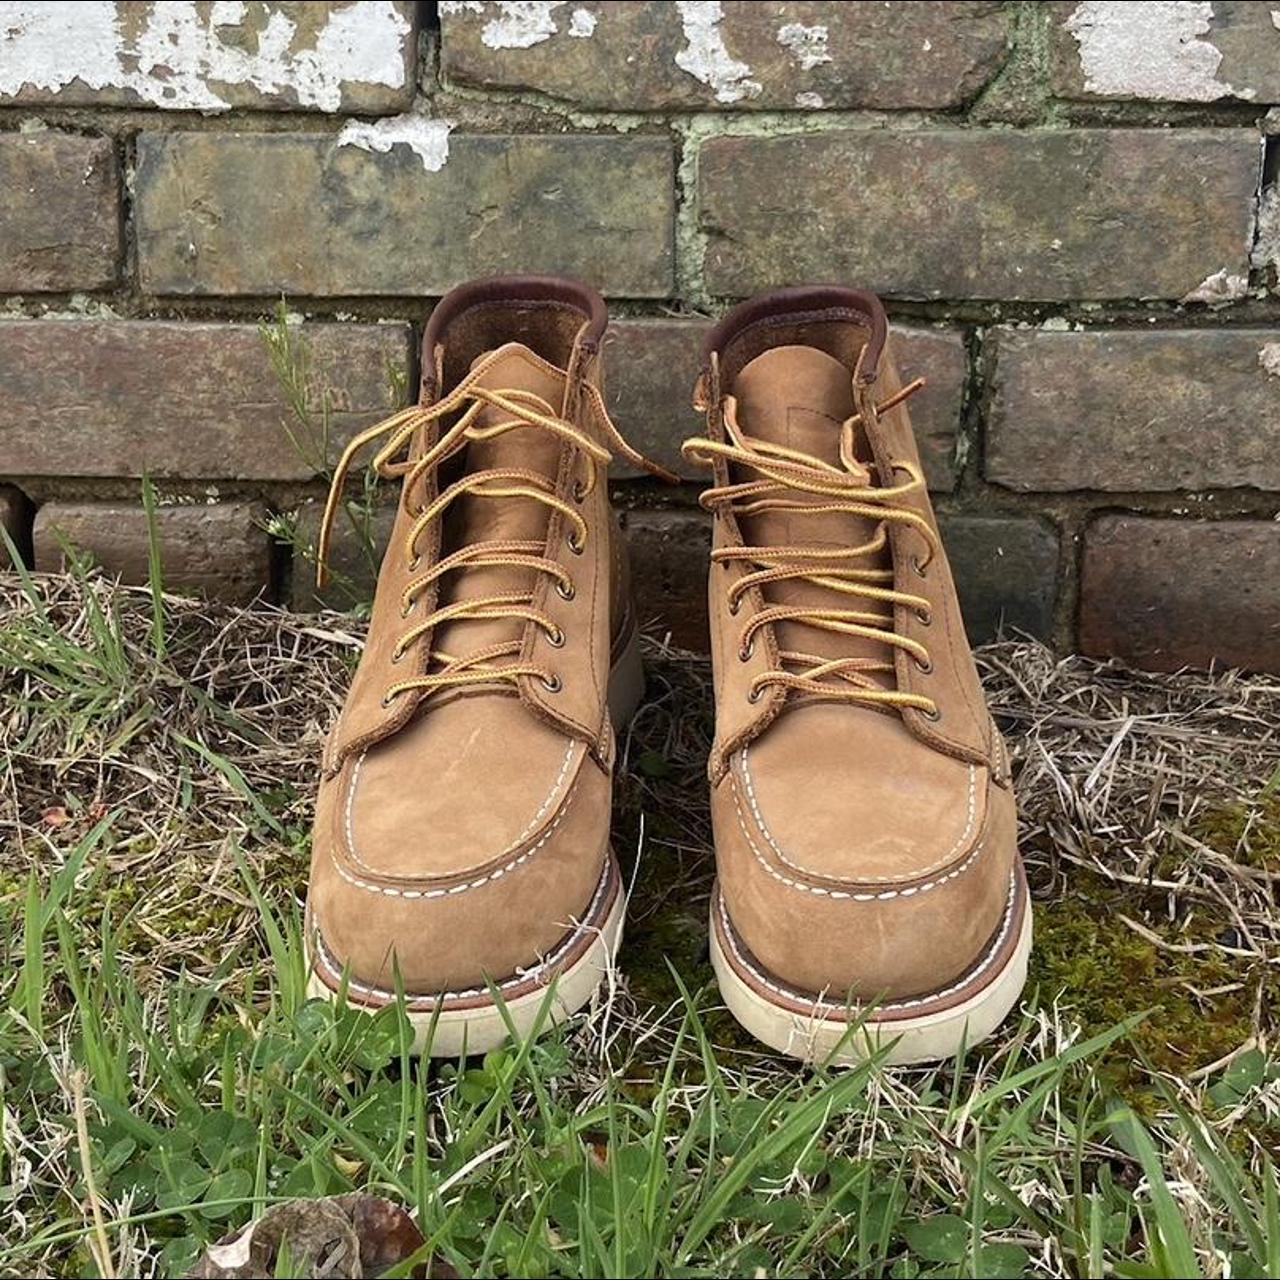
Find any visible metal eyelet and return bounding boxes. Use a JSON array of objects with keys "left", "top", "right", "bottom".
[
  {"left": 921, "top": 704, "right": 942, "bottom": 722},
  {"left": 913, "top": 654, "right": 933, "bottom": 675},
  {"left": 391, "top": 646, "right": 406, "bottom": 665},
  {"left": 567, "top": 532, "right": 585, "bottom": 556},
  {"left": 556, "top": 580, "right": 576, "bottom": 601},
  {"left": 915, "top": 606, "right": 933, "bottom": 627},
  {"left": 738, "top": 637, "right": 755, "bottom": 663},
  {"left": 911, "top": 555, "right": 928, "bottom": 579},
  {"left": 728, "top": 596, "right": 741, "bottom": 617},
  {"left": 572, "top": 479, "right": 588, "bottom": 504},
  {"left": 547, "top": 627, "right": 565, "bottom": 648},
  {"left": 542, "top": 673, "right": 562, "bottom": 693},
  {"left": 408, "top": 555, "right": 421, "bottom": 572},
  {"left": 747, "top": 685, "right": 763, "bottom": 704},
  {"left": 380, "top": 691, "right": 397, "bottom": 709}
]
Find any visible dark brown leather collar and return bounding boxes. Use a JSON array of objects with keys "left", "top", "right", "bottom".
[
  {"left": 421, "top": 274, "right": 609, "bottom": 397},
  {"left": 703, "top": 285, "right": 888, "bottom": 386}
]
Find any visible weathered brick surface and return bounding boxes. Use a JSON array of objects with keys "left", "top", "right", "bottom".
[
  {"left": 0, "top": 485, "right": 32, "bottom": 568},
  {"left": 1080, "top": 517, "right": 1280, "bottom": 672},
  {"left": 441, "top": 1, "right": 1008, "bottom": 111},
  {"left": 621, "top": 510, "right": 713, "bottom": 651},
  {"left": 34, "top": 501, "right": 272, "bottom": 604},
  {"left": 699, "top": 129, "right": 1258, "bottom": 301},
  {"left": 0, "top": 321, "right": 411, "bottom": 482},
  {"left": 988, "top": 329, "right": 1280, "bottom": 493},
  {"left": 937, "top": 516, "right": 1059, "bottom": 643},
  {"left": 0, "top": 133, "right": 120, "bottom": 292},
  {"left": 135, "top": 133, "right": 675, "bottom": 298},
  {"left": 289, "top": 503, "right": 396, "bottom": 612},
  {"left": 1050, "top": 1, "right": 1280, "bottom": 104},
  {"left": 605, "top": 320, "right": 965, "bottom": 490},
  {"left": 0, "top": 2, "right": 418, "bottom": 113}
]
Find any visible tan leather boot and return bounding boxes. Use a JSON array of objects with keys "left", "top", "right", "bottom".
[
  {"left": 305, "top": 276, "right": 673, "bottom": 1055},
  {"left": 684, "top": 287, "right": 1031, "bottom": 1065}
]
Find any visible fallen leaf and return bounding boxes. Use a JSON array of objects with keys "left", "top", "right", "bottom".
[
  {"left": 188, "top": 1194, "right": 458, "bottom": 1279},
  {"left": 40, "top": 806, "right": 70, "bottom": 828}
]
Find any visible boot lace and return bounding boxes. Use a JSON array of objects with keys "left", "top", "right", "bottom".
[
  {"left": 682, "top": 378, "right": 941, "bottom": 716},
  {"left": 317, "top": 350, "right": 676, "bottom": 708}
]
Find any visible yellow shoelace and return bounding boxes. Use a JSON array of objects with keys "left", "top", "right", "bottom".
[
  {"left": 682, "top": 379, "right": 942, "bottom": 716},
  {"left": 318, "top": 351, "right": 676, "bottom": 707}
]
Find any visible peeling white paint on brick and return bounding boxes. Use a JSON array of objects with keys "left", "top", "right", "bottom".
[
  {"left": 1064, "top": 1, "right": 1250, "bottom": 102},
  {"left": 473, "top": 1, "right": 565, "bottom": 49},
  {"left": 1258, "top": 343, "right": 1280, "bottom": 377},
  {"left": 795, "top": 90, "right": 825, "bottom": 109},
  {"left": 674, "top": 1, "right": 761, "bottom": 104},
  {"left": 568, "top": 7, "right": 597, "bottom": 38},
  {"left": 0, "top": 0, "right": 411, "bottom": 112},
  {"left": 776, "top": 22, "right": 831, "bottom": 71},
  {"left": 1180, "top": 269, "right": 1249, "bottom": 305},
  {"left": 336, "top": 114, "right": 454, "bottom": 173}
]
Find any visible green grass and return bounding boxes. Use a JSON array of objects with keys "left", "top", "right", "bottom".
[{"left": 2, "top": 539, "right": 1279, "bottom": 1277}]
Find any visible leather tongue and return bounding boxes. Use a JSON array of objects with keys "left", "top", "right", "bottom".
[
  {"left": 731, "top": 345, "right": 890, "bottom": 675},
  {"left": 431, "top": 343, "right": 567, "bottom": 671}
]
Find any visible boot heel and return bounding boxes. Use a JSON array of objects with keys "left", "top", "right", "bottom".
[{"left": 607, "top": 623, "right": 644, "bottom": 730}]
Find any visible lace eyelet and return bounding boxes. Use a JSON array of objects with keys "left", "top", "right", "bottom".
[
  {"left": 747, "top": 685, "right": 763, "bottom": 704},
  {"left": 407, "top": 555, "right": 421, "bottom": 572},
  {"left": 541, "top": 673, "right": 562, "bottom": 693},
  {"left": 914, "top": 606, "right": 933, "bottom": 627},
  {"left": 380, "top": 690, "right": 397, "bottom": 709},
  {"left": 547, "top": 627, "right": 565, "bottom": 648},
  {"left": 738, "top": 638, "right": 755, "bottom": 663},
  {"left": 391, "top": 646, "right": 406, "bottom": 665},
  {"left": 400, "top": 599, "right": 415, "bottom": 619},
  {"left": 556, "top": 580, "right": 576, "bottom": 601},
  {"left": 921, "top": 704, "right": 942, "bottom": 722},
  {"left": 567, "top": 532, "right": 585, "bottom": 556},
  {"left": 728, "top": 596, "right": 741, "bottom": 617},
  {"left": 911, "top": 554, "right": 928, "bottom": 579},
  {"left": 572, "top": 479, "right": 588, "bottom": 504},
  {"left": 913, "top": 654, "right": 933, "bottom": 675}
]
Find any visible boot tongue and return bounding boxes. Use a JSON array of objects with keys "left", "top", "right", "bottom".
[
  {"left": 432, "top": 343, "right": 567, "bottom": 670},
  {"left": 731, "top": 345, "right": 890, "bottom": 675}
]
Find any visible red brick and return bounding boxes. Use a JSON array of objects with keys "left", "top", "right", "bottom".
[
  {"left": 135, "top": 132, "right": 674, "bottom": 298},
  {"left": 1050, "top": 1, "right": 1280, "bottom": 105},
  {"left": 0, "top": 133, "right": 120, "bottom": 292},
  {"left": 0, "top": 321, "right": 411, "bottom": 482},
  {"left": 1080, "top": 517, "right": 1280, "bottom": 673},
  {"left": 605, "top": 319, "right": 964, "bottom": 491},
  {"left": 0, "top": 3, "right": 418, "bottom": 113},
  {"left": 988, "top": 329, "right": 1280, "bottom": 492},
  {"left": 621, "top": 509, "right": 712, "bottom": 651},
  {"left": 441, "top": 2, "right": 1009, "bottom": 111},
  {"left": 699, "top": 129, "right": 1258, "bottom": 301},
  {"left": 34, "top": 501, "right": 273, "bottom": 604}
]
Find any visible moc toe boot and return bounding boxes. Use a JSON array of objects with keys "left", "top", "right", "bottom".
[
  {"left": 684, "top": 287, "right": 1031, "bottom": 1066},
  {"left": 304, "top": 277, "right": 665, "bottom": 1056}
]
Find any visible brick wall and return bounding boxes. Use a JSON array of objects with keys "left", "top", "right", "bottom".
[{"left": 1, "top": 1, "right": 1277, "bottom": 671}]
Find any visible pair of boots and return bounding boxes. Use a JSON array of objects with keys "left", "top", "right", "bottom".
[{"left": 304, "top": 277, "right": 1031, "bottom": 1067}]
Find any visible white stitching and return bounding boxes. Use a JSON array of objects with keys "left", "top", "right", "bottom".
[
  {"left": 731, "top": 772, "right": 989, "bottom": 900},
  {"left": 311, "top": 860, "right": 615, "bottom": 1002},
  {"left": 331, "top": 771, "right": 582, "bottom": 898},
  {"left": 717, "top": 870, "right": 1019, "bottom": 1015},
  {"left": 739, "top": 749, "right": 977, "bottom": 883},
  {"left": 343, "top": 741, "right": 576, "bottom": 875}
]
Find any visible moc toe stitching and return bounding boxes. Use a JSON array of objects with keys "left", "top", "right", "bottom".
[
  {"left": 738, "top": 748, "right": 980, "bottom": 885},
  {"left": 328, "top": 765, "right": 586, "bottom": 900},
  {"left": 730, "top": 762, "right": 992, "bottom": 899},
  {"left": 341, "top": 741, "right": 577, "bottom": 875}
]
